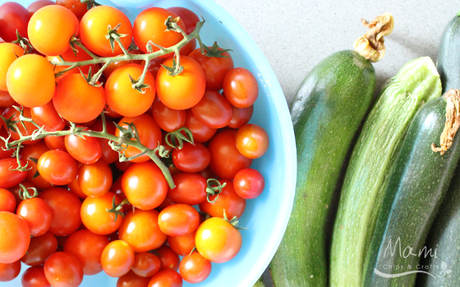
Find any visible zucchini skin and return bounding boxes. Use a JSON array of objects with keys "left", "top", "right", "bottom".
[
  {"left": 416, "top": 160, "right": 460, "bottom": 286},
  {"left": 363, "top": 96, "right": 460, "bottom": 287},
  {"left": 437, "top": 11, "right": 460, "bottom": 92},
  {"left": 270, "top": 50, "right": 375, "bottom": 287}
]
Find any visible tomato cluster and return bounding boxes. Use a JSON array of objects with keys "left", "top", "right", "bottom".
[{"left": 0, "top": 1, "right": 269, "bottom": 286}]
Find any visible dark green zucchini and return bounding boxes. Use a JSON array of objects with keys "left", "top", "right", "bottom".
[
  {"left": 363, "top": 91, "right": 460, "bottom": 287},
  {"left": 416, "top": 145, "right": 460, "bottom": 286},
  {"left": 270, "top": 49, "right": 375, "bottom": 287},
  {"left": 437, "top": 11, "right": 460, "bottom": 92}
]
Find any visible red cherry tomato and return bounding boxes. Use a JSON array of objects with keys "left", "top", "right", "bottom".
[
  {"left": 183, "top": 109, "right": 216, "bottom": 143},
  {"left": 190, "top": 90, "right": 233, "bottom": 129},
  {"left": 39, "top": 188, "right": 81, "bottom": 237},
  {"left": 0, "top": 211, "right": 30, "bottom": 264},
  {"left": 199, "top": 179, "right": 246, "bottom": 219},
  {"left": 133, "top": 7, "right": 186, "bottom": 55},
  {"left": 156, "top": 56, "right": 206, "bottom": 110},
  {"left": 78, "top": 160, "right": 113, "bottom": 197},
  {"left": 179, "top": 251, "right": 212, "bottom": 284},
  {"left": 236, "top": 123, "right": 269, "bottom": 159},
  {"left": 117, "top": 270, "right": 151, "bottom": 287},
  {"left": 167, "top": 231, "right": 196, "bottom": 257},
  {"left": 0, "top": 157, "right": 28, "bottom": 188},
  {"left": 64, "top": 229, "right": 110, "bottom": 276},
  {"left": 168, "top": 7, "right": 199, "bottom": 56},
  {"left": 151, "top": 97, "right": 186, "bottom": 132},
  {"left": 19, "top": 141, "right": 53, "bottom": 190},
  {"left": 158, "top": 204, "right": 200, "bottom": 237},
  {"left": 37, "top": 150, "right": 78, "bottom": 185},
  {"left": 30, "top": 101, "right": 66, "bottom": 132},
  {"left": 27, "top": 0, "right": 55, "bottom": 15},
  {"left": 48, "top": 45, "right": 100, "bottom": 82},
  {"left": 195, "top": 217, "right": 242, "bottom": 263},
  {"left": 223, "top": 67, "right": 259, "bottom": 108},
  {"left": 0, "top": 2, "right": 30, "bottom": 42},
  {"left": 0, "top": 260, "right": 21, "bottom": 282},
  {"left": 132, "top": 252, "right": 161, "bottom": 278},
  {"left": 0, "top": 188, "right": 16, "bottom": 212},
  {"left": 147, "top": 268, "right": 183, "bottom": 287},
  {"left": 21, "top": 266, "right": 50, "bottom": 287},
  {"left": 2, "top": 106, "right": 40, "bottom": 145},
  {"left": 101, "top": 240, "right": 135, "bottom": 278},
  {"left": 16, "top": 197, "right": 52, "bottom": 236},
  {"left": 80, "top": 192, "right": 123, "bottom": 235},
  {"left": 122, "top": 162, "right": 168, "bottom": 210},
  {"left": 208, "top": 129, "right": 253, "bottom": 179},
  {"left": 172, "top": 142, "right": 210, "bottom": 173},
  {"left": 44, "top": 252, "right": 83, "bottom": 287},
  {"left": 118, "top": 209, "right": 167, "bottom": 253},
  {"left": 21, "top": 232, "right": 57, "bottom": 267},
  {"left": 168, "top": 172, "right": 207, "bottom": 205},
  {"left": 80, "top": 5, "right": 133, "bottom": 57},
  {"left": 155, "top": 245, "right": 180, "bottom": 271},
  {"left": 233, "top": 168, "right": 265, "bottom": 199},
  {"left": 0, "top": 90, "right": 16, "bottom": 107},
  {"left": 228, "top": 105, "right": 254, "bottom": 129},
  {"left": 56, "top": 0, "right": 87, "bottom": 20},
  {"left": 28, "top": 5, "right": 78, "bottom": 56},
  {"left": 89, "top": 118, "right": 119, "bottom": 164},
  {"left": 65, "top": 133, "right": 102, "bottom": 164}
]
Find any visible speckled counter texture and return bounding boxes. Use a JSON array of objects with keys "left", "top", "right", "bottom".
[{"left": 212, "top": 1, "right": 459, "bottom": 286}]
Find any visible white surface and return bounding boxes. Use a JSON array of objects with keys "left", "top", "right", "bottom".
[{"left": 213, "top": 0, "right": 459, "bottom": 105}]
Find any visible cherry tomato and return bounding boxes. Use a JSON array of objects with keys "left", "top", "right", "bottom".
[
  {"left": 0, "top": 188, "right": 16, "bottom": 212},
  {"left": 68, "top": 174, "right": 87, "bottom": 199},
  {"left": 167, "top": 231, "right": 196, "bottom": 257},
  {"left": 48, "top": 45, "right": 100, "bottom": 82},
  {"left": 44, "top": 135, "right": 66, "bottom": 151},
  {"left": 0, "top": 211, "right": 30, "bottom": 263},
  {"left": 155, "top": 245, "right": 180, "bottom": 271},
  {"left": 16, "top": 197, "right": 52, "bottom": 236},
  {"left": 184, "top": 109, "right": 216, "bottom": 143},
  {"left": 37, "top": 150, "right": 78, "bottom": 185},
  {"left": 31, "top": 101, "right": 66, "bottom": 132},
  {"left": 106, "top": 64, "right": 156, "bottom": 117},
  {"left": 233, "top": 168, "right": 265, "bottom": 199},
  {"left": 0, "top": 90, "right": 16, "bottom": 107},
  {"left": 117, "top": 270, "right": 151, "bottom": 287},
  {"left": 54, "top": 73, "right": 106, "bottom": 123},
  {"left": 0, "top": 129, "right": 14, "bottom": 160},
  {"left": 0, "top": 260, "right": 21, "bottom": 282},
  {"left": 147, "top": 269, "right": 182, "bottom": 287},
  {"left": 80, "top": 192, "right": 123, "bottom": 235},
  {"left": 0, "top": 43, "right": 24, "bottom": 91},
  {"left": 80, "top": 5, "right": 133, "bottom": 57},
  {"left": 28, "top": 5, "right": 78, "bottom": 56},
  {"left": 44, "top": 252, "right": 83, "bottom": 287},
  {"left": 190, "top": 90, "right": 233, "bottom": 128},
  {"left": 168, "top": 172, "right": 207, "bottom": 205},
  {"left": 223, "top": 67, "right": 259, "bottom": 108},
  {"left": 103, "top": 49, "right": 143, "bottom": 78},
  {"left": 179, "top": 251, "right": 212, "bottom": 284},
  {"left": 236, "top": 123, "right": 269, "bottom": 159},
  {"left": 168, "top": 7, "right": 199, "bottom": 56},
  {"left": 39, "top": 188, "right": 81, "bottom": 236},
  {"left": 172, "top": 142, "right": 210, "bottom": 173},
  {"left": 122, "top": 162, "right": 168, "bottom": 210},
  {"left": 151, "top": 97, "right": 186, "bottom": 132},
  {"left": 7, "top": 54, "right": 55, "bottom": 108},
  {"left": 189, "top": 45, "right": 234, "bottom": 91},
  {"left": 118, "top": 209, "right": 167, "bottom": 253},
  {"left": 27, "top": 0, "right": 55, "bottom": 15},
  {"left": 19, "top": 141, "right": 53, "bottom": 190},
  {"left": 89, "top": 118, "right": 119, "bottom": 164},
  {"left": 158, "top": 204, "right": 200, "bottom": 237},
  {"left": 101, "top": 240, "right": 135, "bottom": 278},
  {"left": 8, "top": 180, "right": 34, "bottom": 205},
  {"left": 199, "top": 179, "right": 246, "bottom": 219},
  {"left": 56, "top": 0, "right": 87, "bottom": 20},
  {"left": 195, "top": 217, "right": 242, "bottom": 263},
  {"left": 64, "top": 229, "right": 110, "bottom": 275},
  {"left": 65, "top": 133, "right": 102, "bottom": 164},
  {"left": 156, "top": 56, "right": 206, "bottom": 110},
  {"left": 78, "top": 161, "right": 113, "bottom": 197},
  {"left": 21, "top": 266, "right": 51, "bottom": 287},
  {"left": 208, "top": 129, "right": 253, "bottom": 179},
  {"left": 0, "top": 2, "right": 30, "bottom": 42},
  {"left": 133, "top": 7, "right": 186, "bottom": 55},
  {"left": 0, "top": 157, "right": 28, "bottom": 188},
  {"left": 21, "top": 232, "right": 57, "bottom": 267},
  {"left": 228, "top": 105, "right": 254, "bottom": 129},
  {"left": 132, "top": 252, "right": 161, "bottom": 278},
  {"left": 115, "top": 113, "right": 162, "bottom": 163},
  {"left": 3, "top": 106, "right": 40, "bottom": 145}
]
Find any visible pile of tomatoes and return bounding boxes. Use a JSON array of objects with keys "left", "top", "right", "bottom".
[{"left": 0, "top": 0, "right": 269, "bottom": 286}]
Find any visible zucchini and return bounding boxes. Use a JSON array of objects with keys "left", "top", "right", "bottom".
[
  {"left": 270, "top": 12, "right": 395, "bottom": 287},
  {"left": 436, "top": 11, "right": 460, "bottom": 92},
  {"left": 417, "top": 160, "right": 460, "bottom": 287},
  {"left": 330, "top": 56, "right": 442, "bottom": 287},
  {"left": 363, "top": 90, "right": 460, "bottom": 287}
]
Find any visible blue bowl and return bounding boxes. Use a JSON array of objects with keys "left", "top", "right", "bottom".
[{"left": 7, "top": 0, "right": 296, "bottom": 286}]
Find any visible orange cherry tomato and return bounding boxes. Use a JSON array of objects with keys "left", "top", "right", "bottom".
[
  {"left": 101, "top": 240, "right": 135, "bottom": 278},
  {"left": 0, "top": 43, "right": 24, "bottom": 91},
  {"left": 236, "top": 123, "right": 269, "bottom": 159},
  {"left": 80, "top": 192, "right": 123, "bottom": 235}
]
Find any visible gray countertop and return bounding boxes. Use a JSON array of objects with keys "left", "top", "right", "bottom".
[{"left": 211, "top": 1, "right": 460, "bottom": 285}]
